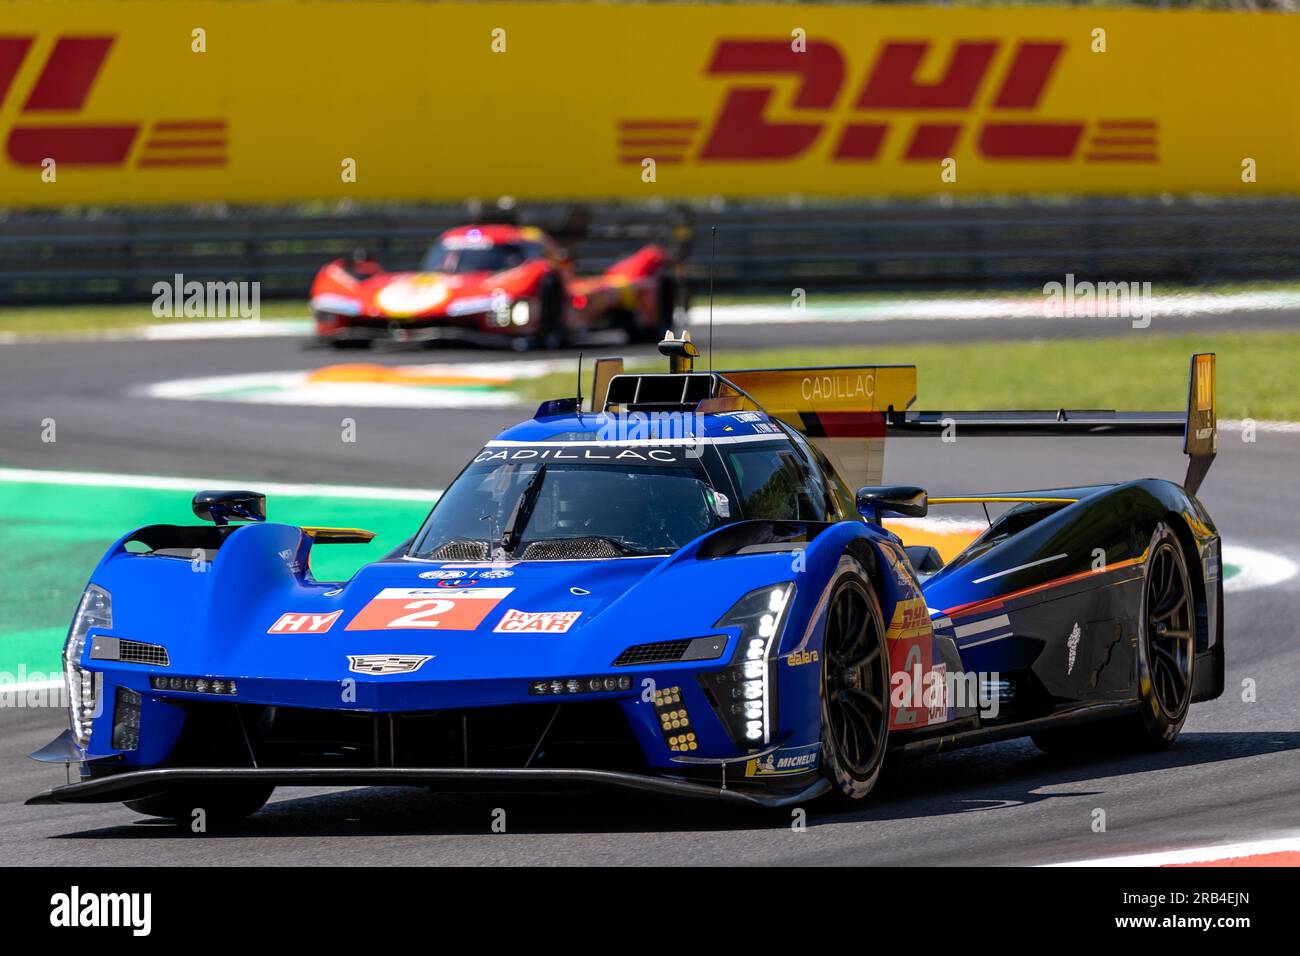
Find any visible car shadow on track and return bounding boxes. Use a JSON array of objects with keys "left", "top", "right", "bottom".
[{"left": 47, "top": 730, "right": 1300, "bottom": 840}]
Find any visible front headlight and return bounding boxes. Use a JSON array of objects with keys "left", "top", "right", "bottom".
[
  {"left": 64, "top": 584, "right": 110, "bottom": 749},
  {"left": 701, "top": 582, "right": 795, "bottom": 747},
  {"left": 510, "top": 299, "right": 531, "bottom": 326}
]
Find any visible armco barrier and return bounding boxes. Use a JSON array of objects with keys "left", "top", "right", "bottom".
[{"left": 2, "top": 199, "right": 1298, "bottom": 304}]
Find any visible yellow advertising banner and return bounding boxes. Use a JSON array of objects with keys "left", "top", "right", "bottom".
[{"left": 0, "top": 1, "right": 1295, "bottom": 205}]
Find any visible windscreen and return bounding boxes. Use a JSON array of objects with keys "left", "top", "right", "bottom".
[
  {"left": 410, "top": 446, "right": 724, "bottom": 559},
  {"left": 420, "top": 241, "right": 543, "bottom": 275}
]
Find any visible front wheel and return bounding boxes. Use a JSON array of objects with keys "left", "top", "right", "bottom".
[
  {"left": 514, "top": 274, "right": 567, "bottom": 351},
  {"left": 818, "top": 561, "right": 890, "bottom": 805},
  {"left": 124, "top": 784, "right": 273, "bottom": 823}
]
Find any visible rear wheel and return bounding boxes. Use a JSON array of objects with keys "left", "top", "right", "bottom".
[
  {"left": 124, "top": 784, "right": 273, "bottom": 823},
  {"left": 1033, "top": 523, "right": 1196, "bottom": 754},
  {"left": 631, "top": 274, "right": 679, "bottom": 344},
  {"left": 1130, "top": 524, "right": 1197, "bottom": 746},
  {"left": 819, "top": 563, "right": 890, "bottom": 805}
]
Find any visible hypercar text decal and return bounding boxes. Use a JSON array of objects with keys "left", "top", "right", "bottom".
[{"left": 493, "top": 610, "right": 582, "bottom": 633}]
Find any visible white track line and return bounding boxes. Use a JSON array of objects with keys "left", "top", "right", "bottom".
[
  {"left": 9, "top": 288, "right": 1300, "bottom": 345},
  {"left": 689, "top": 290, "right": 1300, "bottom": 326},
  {"left": 0, "top": 678, "right": 63, "bottom": 695},
  {"left": 1220, "top": 419, "right": 1300, "bottom": 434},
  {"left": 1045, "top": 835, "right": 1300, "bottom": 867},
  {"left": 0, "top": 467, "right": 441, "bottom": 501},
  {"left": 1222, "top": 544, "right": 1298, "bottom": 593},
  {"left": 142, "top": 359, "right": 573, "bottom": 409}
]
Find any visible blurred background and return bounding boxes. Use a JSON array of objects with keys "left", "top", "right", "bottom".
[
  {"left": 1, "top": 0, "right": 1298, "bottom": 305},
  {"left": 2, "top": 0, "right": 1299, "bottom": 864}
]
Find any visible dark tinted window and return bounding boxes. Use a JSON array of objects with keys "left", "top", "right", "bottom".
[
  {"left": 725, "top": 442, "right": 829, "bottom": 522},
  {"left": 411, "top": 450, "right": 722, "bottom": 558},
  {"left": 807, "top": 442, "right": 856, "bottom": 519},
  {"left": 421, "top": 241, "right": 544, "bottom": 274},
  {"left": 778, "top": 423, "right": 853, "bottom": 520}
]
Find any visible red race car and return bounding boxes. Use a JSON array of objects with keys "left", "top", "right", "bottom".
[{"left": 310, "top": 224, "right": 685, "bottom": 350}]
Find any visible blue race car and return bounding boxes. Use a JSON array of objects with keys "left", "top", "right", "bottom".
[{"left": 29, "top": 337, "right": 1224, "bottom": 818}]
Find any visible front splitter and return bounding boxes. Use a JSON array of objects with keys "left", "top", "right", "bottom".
[{"left": 28, "top": 765, "right": 830, "bottom": 809}]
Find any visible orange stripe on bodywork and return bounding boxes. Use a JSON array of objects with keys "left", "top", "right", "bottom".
[{"left": 944, "top": 555, "right": 1145, "bottom": 618}]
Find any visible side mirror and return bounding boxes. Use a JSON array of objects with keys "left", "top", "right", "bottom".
[
  {"left": 856, "top": 485, "right": 927, "bottom": 522},
  {"left": 904, "top": 544, "right": 945, "bottom": 574},
  {"left": 193, "top": 490, "right": 266, "bottom": 526}
]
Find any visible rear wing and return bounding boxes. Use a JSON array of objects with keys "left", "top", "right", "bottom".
[
  {"left": 588, "top": 340, "right": 1215, "bottom": 495},
  {"left": 883, "top": 353, "right": 1216, "bottom": 494}
]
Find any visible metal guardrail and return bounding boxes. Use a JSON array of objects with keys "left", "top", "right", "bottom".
[{"left": 1, "top": 199, "right": 1298, "bottom": 304}]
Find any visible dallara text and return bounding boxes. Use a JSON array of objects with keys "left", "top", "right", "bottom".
[{"left": 30, "top": 337, "right": 1223, "bottom": 817}]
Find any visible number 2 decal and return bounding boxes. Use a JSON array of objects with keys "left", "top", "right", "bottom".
[
  {"left": 345, "top": 587, "right": 512, "bottom": 631},
  {"left": 386, "top": 599, "right": 457, "bottom": 629}
]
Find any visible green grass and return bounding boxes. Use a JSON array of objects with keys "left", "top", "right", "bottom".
[
  {"left": 521, "top": 330, "right": 1300, "bottom": 421},
  {"left": 0, "top": 479, "right": 432, "bottom": 675},
  {"left": 4, "top": 278, "right": 1300, "bottom": 336},
  {"left": 0, "top": 301, "right": 309, "bottom": 337}
]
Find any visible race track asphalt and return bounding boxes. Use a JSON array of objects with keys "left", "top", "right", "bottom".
[{"left": 1, "top": 318, "right": 1298, "bottom": 866}]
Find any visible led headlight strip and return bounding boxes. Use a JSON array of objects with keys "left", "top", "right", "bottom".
[
  {"left": 701, "top": 582, "right": 795, "bottom": 747},
  {"left": 150, "top": 675, "right": 239, "bottom": 696},
  {"left": 64, "top": 584, "right": 111, "bottom": 749}
]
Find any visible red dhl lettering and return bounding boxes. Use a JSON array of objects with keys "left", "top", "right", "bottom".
[
  {"left": 0, "top": 33, "right": 227, "bottom": 169},
  {"left": 617, "top": 37, "right": 1157, "bottom": 166}
]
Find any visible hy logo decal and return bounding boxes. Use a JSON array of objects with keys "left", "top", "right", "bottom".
[{"left": 268, "top": 610, "right": 342, "bottom": 634}]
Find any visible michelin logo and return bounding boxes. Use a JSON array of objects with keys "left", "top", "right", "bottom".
[{"left": 747, "top": 742, "right": 821, "bottom": 777}]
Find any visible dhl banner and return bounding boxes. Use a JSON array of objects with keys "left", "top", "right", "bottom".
[{"left": 0, "top": 1, "right": 1296, "bottom": 205}]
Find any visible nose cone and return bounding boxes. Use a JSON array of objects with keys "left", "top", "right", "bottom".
[{"left": 208, "top": 559, "right": 670, "bottom": 690}]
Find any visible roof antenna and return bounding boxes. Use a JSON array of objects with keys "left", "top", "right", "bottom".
[
  {"left": 708, "top": 225, "right": 716, "bottom": 373},
  {"left": 575, "top": 351, "right": 584, "bottom": 414}
]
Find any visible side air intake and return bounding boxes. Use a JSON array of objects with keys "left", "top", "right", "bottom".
[
  {"left": 604, "top": 373, "right": 717, "bottom": 410},
  {"left": 612, "top": 635, "right": 728, "bottom": 666}
]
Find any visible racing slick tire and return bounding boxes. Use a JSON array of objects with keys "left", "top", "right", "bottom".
[
  {"left": 330, "top": 338, "right": 373, "bottom": 350},
  {"left": 818, "top": 558, "right": 891, "bottom": 806},
  {"left": 124, "top": 784, "right": 274, "bottom": 823},
  {"left": 514, "top": 273, "right": 567, "bottom": 351},
  {"left": 1032, "top": 522, "right": 1196, "bottom": 755},
  {"left": 631, "top": 275, "right": 680, "bottom": 344}
]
